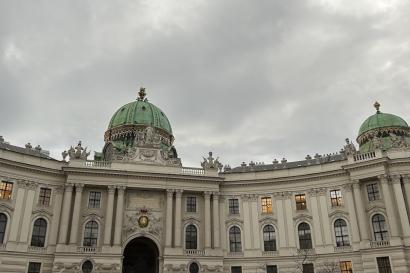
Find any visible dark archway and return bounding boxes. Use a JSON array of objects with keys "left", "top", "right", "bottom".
[{"left": 123, "top": 237, "right": 159, "bottom": 273}]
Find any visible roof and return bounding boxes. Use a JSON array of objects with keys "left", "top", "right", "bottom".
[
  {"left": 358, "top": 111, "right": 408, "bottom": 136},
  {"left": 0, "top": 141, "right": 58, "bottom": 161},
  {"left": 108, "top": 100, "right": 172, "bottom": 135},
  {"left": 224, "top": 153, "right": 346, "bottom": 173}
]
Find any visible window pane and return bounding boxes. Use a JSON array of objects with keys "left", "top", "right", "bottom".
[
  {"left": 0, "top": 182, "right": 13, "bottom": 200},
  {"left": 298, "top": 223, "right": 312, "bottom": 249},
  {"left": 30, "top": 218, "right": 47, "bottom": 247},
  {"left": 261, "top": 197, "right": 272, "bottom": 213},
  {"left": 88, "top": 192, "right": 101, "bottom": 208},
  {"left": 372, "top": 214, "right": 388, "bottom": 241},
  {"left": 0, "top": 213, "right": 7, "bottom": 244},
  {"left": 340, "top": 261, "right": 353, "bottom": 273},
  {"left": 28, "top": 262, "right": 41, "bottom": 273},
  {"left": 39, "top": 188, "right": 51, "bottom": 206},
  {"left": 377, "top": 257, "right": 392, "bottom": 273},
  {"left": 231, "top": 266, "right": 242, "bottom": 273},
  {"left": 267, "top": 265, "right": 278, "bottom": 273},
  {"left": 187, "top": 197, "right": 196, "bottom": 212},
  {"left": 296, "top": 194, "right": 307, "bottom": 210},
  {"left": 185, "top": 225, "right": 197, "bottom": 249},
  {"left": 82, "top": 260, "right": 93, "bottom": 273},
  {"left": 229, "top": 199, "right": 239, "bottom": 214},
  {"left": 303, "top": 263, "right": 314, "bottom": 273},
  {"left": 83, "top": 221, "right": 98, "bottom": 247},
  {"left": 229, "top": 226, "right": 241, "bottom": 252}
]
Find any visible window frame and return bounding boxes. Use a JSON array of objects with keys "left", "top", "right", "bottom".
[
  {"left": 231, "top": 266, "right": 242, "bottom": 273},
  {"left": 298, "top": 222, "right": 312, "bottom": 249},
  {"left": 330, "top": 189, "right": 343, "bottom": 207},
  {"left": 263, "top": 225, "right": 276, "bottom": 251},
  {"left": 229, "top": 198, "right": 239, "bottom": 215},
  {"left": 0, "top": 181, "right": 13, "bottom": 200},
  {"left": 376, "top": 257, "right": 392, "bottom": 273},
  {"left": 83, "top": 220, "right": 99, "bottom": 247},
  {"left": 30, "top": 218, "right": 47, "bottom": 247},
  {"left": 302, "top": 263, "right": 314, "bottom": 273},
  {"left": 88, "top": 191, "right": 102, "bottom": 209},
  {"left": 334, "top": 219, "right": 350, "bottom": 247},
  {"left": 340, "top": 261, "right": 353, "bottom": 273},
  {"left": 372, "top": 214, "right": 389, "bottom": 241},
  {"left": 38, "top": 187, "right": 52, "bottom": 206},
  {"left": 0, "top": 213, "right": 7, "bottom": 244},
  {"left": 366, "top": 183, "right": 380, "bottom": 201},
  {"left": 295, "top": 194, "right": 307, "bottom": 210},
  {"left": 186, "top": 196, "right": 197, "bottom": 213},
  {"left": 185, "top": 224, "right": 198, "bottom": 249},
  {"left": 266, "top": 265, "right": 278, "bottom": 273},
  {"left": 27, "top": 262, "right": 42, "bottom": 273},
  {"left": 261, "top": 197, "right": 273, "bottom": 214},
  {"left": 229, "top": 226, "right": 242, "bottom": 252}
]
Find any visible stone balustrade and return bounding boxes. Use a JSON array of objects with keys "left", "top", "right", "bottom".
[
  {"left": 77, "top": 246, "right": 101, "bottom": 253},
  {"left": 262, "top": 251, "right": 278, "bottom": 256},
  {"left": 185, "top": 249, "right": 205, "bottom": 256},
  {"left": 334, "top": 245, "right": 352, "bottom": 252},
  {"left": 370, "top": 240, "right": 390, "bottom": 248},
  {"left": 28, "top": 246, "right": 47, "bottom": 253}
]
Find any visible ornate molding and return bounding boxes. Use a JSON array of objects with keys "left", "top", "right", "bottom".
[
  {"left": 107, "top": 185, "right": 116, "bottom": 194},
  {"left": 17, "top": 179, "right": 38, "bottom": 190},
  {"left": 342, "top": 183, "right": 353, "bottom": 192}
]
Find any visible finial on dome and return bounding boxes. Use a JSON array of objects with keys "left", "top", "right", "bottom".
[
  {"left": 374, "top": 101, "right": 381, "bottom": 113},
  {"left": 138, "top": 87, "right": 146, "bottom": 101}
]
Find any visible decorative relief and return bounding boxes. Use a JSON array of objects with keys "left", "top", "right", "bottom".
[
  {"left": 342, "top": 184, "right": 353, "bottom": 192},
  {"left": 202, "top": 265, "right": 224, "bottom": 272},
  {"left": 17, "top": 179, "right": 38, "bottom": 190},
  {"left": 201, "top": 152, "right": 223, "bottom": 171},
  {"left": 164, "top": 264, "right": 187, "bottom": 272},
  {"left": 124, "top": 207, "right": 162, "bottom": 238}
]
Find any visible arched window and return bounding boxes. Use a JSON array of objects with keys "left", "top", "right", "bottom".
[
  {"left": 189, "top": 262, "right": 199, "bottom": 273},
  {"left": 263, "top": 225, "right": 276, "bottom": 251},
  {"left": 372, "top": 214, "right": 388, "bottom": 241},
  {"left": 229, "top": 226, "right": 242, "bottom": 252},
  {"left": 82, "top": 260, "right": 93, "bottom": 273},
  {"left": 298, "top": 222, "right": 312, "bottom": 249},
  {"left": 334, "top": 219, "right": 350, "bottom": 246},
  {"left": 83, "top": 221, "right": 99, "bottom": 247},
  {"left": 30, "top": 218, "right": 47, "bottom": 247},
  {"left": 185, "top": 224, "right": 197, "bottom": 249},
  {"left": 0, "top": 213, "right": 7, "bottom": 244}
]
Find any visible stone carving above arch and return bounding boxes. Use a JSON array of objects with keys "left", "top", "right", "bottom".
[
  {"left": 258, "top": 215, "right": 277, "bottom": 226},
  {"left": 293, "top": 213, "right": 313, "bottom": 223},
  {"left": 225, "top": 217, "right": 243, "bottom": 227},
  {"left": 123, "top": 208, "right": 162, "bottom": 239}
]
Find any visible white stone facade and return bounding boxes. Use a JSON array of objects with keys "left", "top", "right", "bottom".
[{"left": 1, "top": 144, "right": 410, "bottom": 273}]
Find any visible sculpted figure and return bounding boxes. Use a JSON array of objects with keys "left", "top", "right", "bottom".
[{"left": 343, "top": 138, "right": 356, "bottom": 155}]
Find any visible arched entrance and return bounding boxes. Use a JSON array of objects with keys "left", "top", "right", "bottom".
[{"left": 123, "top": 237, "right": 159, "bottom": 273}]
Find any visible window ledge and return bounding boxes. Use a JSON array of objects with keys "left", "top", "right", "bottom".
[
  {"left": 77, "top": 246, "right": 101, "bottom": 253},
  {"left": 262, "top": 250, "right": 278, "bottom": 256},
  {"left": 228, "top": 251, "right": 244, "bottom": 257},
  {"left": 370, "top": 240, "right": 390, "bottom": 248},
  {"left": 28, "top": 246, "right": 46, "bottom": 253},
  {"left": 185, "top": 249, "right": 204, "bottom": 256},
  {"left": 334, "top": 245, "right": 352, "bottom": 252}
]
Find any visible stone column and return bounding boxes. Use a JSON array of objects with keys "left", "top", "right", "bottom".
[
  {"left": 343, "top": 184, "right": 360, "bottom": 243},
  {"left": 103, "top": 186, "right": 116, "bottom": 246},
  {"left": 165, "top": 189, "right": 174, "bottom": 247},
  {"left": 274, "top": 194, "right": 286, "bottom": 249},
  {"left": 174, "top": 189, "right": 183, "bottom": 248},
  {"left": 58, "top": 183, "right": 74, "bottom": 244},
  {"left": 242, "top": 195, "right": 252, "bottom": 250},
  {"left": 402, "top": 175, "right": 410, "bottom": 218},
  {"left": 250, "top": 195, "right": 260, "bottom": 249},
  {"left": 212, "top": 192, "right": 220, "bottom": 249},
  {"left": 379, "top": 175, "right": 400, "bottom": 238},
  {"left": 391, "top": 175, "right": 410, "bottom": 237},
  {"left": 352, "top": 182, "right": 369, "bottom": 241},
  {"left": 8, "top": 180, "right": 27, "bottom": 242},
  {"left": 318, "top": 188, "right": 332, "bottom": 245},
  {"left": 69, "top": 183, "right": 84, "bottom": 245},
  {"left": 19, "top": 181, "right": 37, "bottom": 243},
  {"left": 204, "top": 191, "right": 212, "bottom": 249},
  {"left": 308, "top": 189, "right": 323, "bottom": 246},
  {"left": 49, "top": 186, "right": 64, "bottom": 246},
  {"left": 284, "top": 192, "right": 296, "bottom": 248},
  {"left": 114, "top": 186, "right": 126, "bottom": 246}
]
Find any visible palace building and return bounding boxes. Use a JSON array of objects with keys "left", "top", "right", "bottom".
[{"left": 1, "top": 90, "right": 410, "bottom": 273}]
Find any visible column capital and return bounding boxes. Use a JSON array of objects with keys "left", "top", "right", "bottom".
[
  {"left": 166, "top": 189, "right": 175, "bottom": 196},
  {"left": 308, "top": 188, "right": 318, "bottom": 197},
  {"left": 342, "top": 183, "right": 353, "bottom": 192},
  {"left": 108, "top": 185, "right": 116, "bottom": 194},
  {"left": 75, "top": 183, "right": 84, "bottom": 192},
  {"left": 352, "top": 182, "right": 361, "bottom": 189},
  {"left": 317, "top": 187, "right": 327, "bottom": 196},
  {"left": 212, "top": 192, "right": 220, "bottom": 198},
  {"left": 377, "top": 174, "right": 389, "bottom": 183},
  {"left": 17, "top": 179, "right": 38, "bottom": 190},
  {"left": 116, "top": 185, "right": 126, "bottom": 192},
  {"left": 403, "top": 175, "right": 410, "bottom": 183},
  {"left": 54, "top": 185, "right": 65, "bottom": 194},
  {"left": 389, "top": 174, "right": 401, "bottom": 184},
  {"left": 204, "top": 191, "right": 212, "bottom": 198},
  {"left": 175, "top": 189, "right": 183, "bottom": 197}
]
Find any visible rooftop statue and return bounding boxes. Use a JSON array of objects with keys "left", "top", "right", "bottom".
[
  {"left": 201, "top": 152, "right": 223, "bottom": 171},
  {"left": 63, "top": 141, "right": 90, "bottom": 161}
]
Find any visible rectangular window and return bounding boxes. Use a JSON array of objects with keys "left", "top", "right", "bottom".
[
  {"left": 231, "top": 266, "right": 242, "bottom": 273},
  {"left": 229, "top": 198, "right": 239, "bottom": 214},
  {"left": 261, "top": 197, "right": 272, "bottom": 213},
  {"left": 27, "top": 262, "right": 41, "bottom": 273},
  {"left": 303, "top": 263, "right": 314, "bottom": 273},
  {"left": 295, "top": 194, "right": 307, "bottom": 210},
  {"left": 267, "top": 265, "right": 278, "bottom": 273},
  {"left": 367, "top": 183, "right": 380, "bottom": 201},
  {"left": 0, "top": 181, "right": 13, "bottom": 200},
  {"left": 330, "top": 190, "right": 343, "bottom": 206},
  {"left": 377, "top": 257, "right": 392, "bottom": 273},
  {"left": 340, "top": 261, "right": 353, "bottom": 273},
  {"left": 38, "top": 188, "right": 51, "bottom": 206},
  {"left": 88, "top": 191, "right": 101, "bottom": 208},
  {"left": 186, "top": 196, "right": 196, "bottom": 212}
]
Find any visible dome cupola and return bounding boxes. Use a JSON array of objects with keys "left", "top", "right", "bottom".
[{"left": 357, "top": 102, "right": 410, "bottom": 152}]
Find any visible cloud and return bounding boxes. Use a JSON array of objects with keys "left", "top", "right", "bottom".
[{"left": 1, "top": 0, "right": 409, "bottom": 167}]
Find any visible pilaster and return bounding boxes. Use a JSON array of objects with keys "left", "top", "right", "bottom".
[
  {"left": 114, "top": 186, "right": 126, "bottom": 246},
  {"left": 69, "top": 183, "right": 84, "bottom": 245},
  {"left": 58, "top": 183, "right": 73, "bottom": 244}
]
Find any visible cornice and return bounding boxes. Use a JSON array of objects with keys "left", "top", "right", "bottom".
[
  {"left": 342, "top": 157, "right": 388, "bottom": 171},
  {"left": 0, "top": 158, "right": 65, "bottom": 177},
  {"left": 62, "top": 166, "right": 223, "bottom": 184}
]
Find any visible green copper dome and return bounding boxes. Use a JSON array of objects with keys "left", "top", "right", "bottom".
[
  {"left": 357, "top": 102, "right": 410, "bottom": 153},
  {"left": 358, "top": 112, "right": 408, "bottom": 136},
  {"left": 108, "top": 100, "right": 172, "bottom": 134}
]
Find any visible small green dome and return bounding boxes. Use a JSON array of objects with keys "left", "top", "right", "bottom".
[
  {"left": 358, "top": 111, "right": 408, "bottom": 136},
  {"left": 108, "top": 100, "right": 172, "bottom": 134}
]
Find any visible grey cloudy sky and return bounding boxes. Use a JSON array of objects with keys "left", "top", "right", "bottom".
[{"left": 1, "top": 0, "right": 410, "bottom": 167}]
